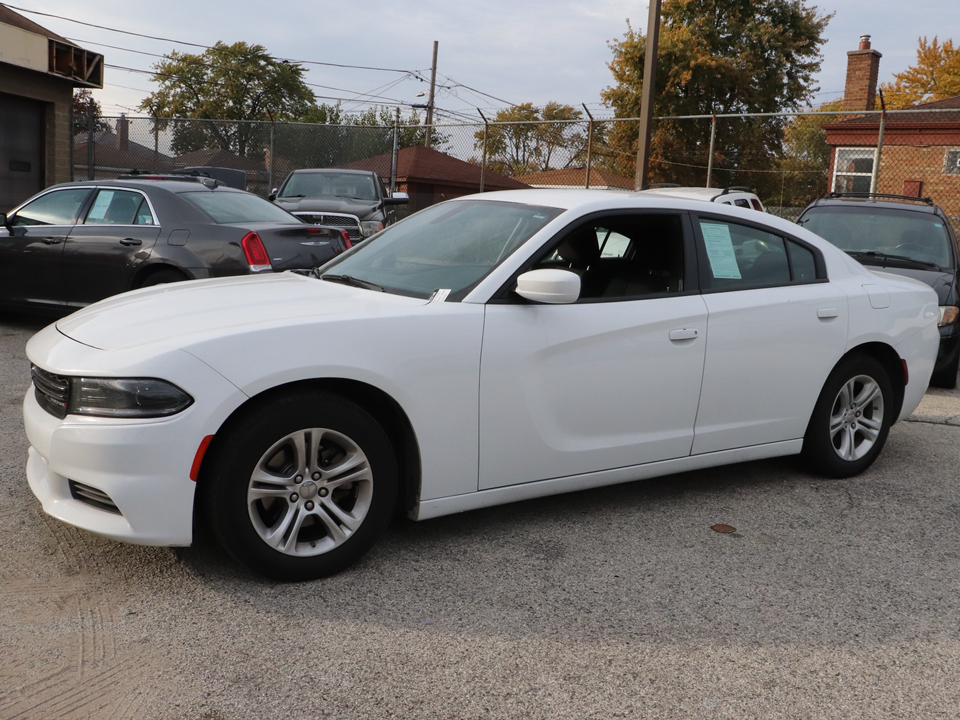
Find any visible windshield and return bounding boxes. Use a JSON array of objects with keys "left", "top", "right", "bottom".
[
  {"left": 280, "top": 172, "right": 379, "bottom": 201},
  {"left": 799, "top": 205, "right": 955, "bottom": 269},
  {"left": 179, "top": 191, "right": 301, "bottom": 224},
  {"left": 320, "top": 199, "right": 563, "bottom": 300}
]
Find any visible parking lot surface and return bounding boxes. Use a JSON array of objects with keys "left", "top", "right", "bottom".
[{"left": 2, "top": 311, "right": 960, "bottom": 719}]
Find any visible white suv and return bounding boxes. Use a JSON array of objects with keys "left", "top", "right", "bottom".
[{"left": 640, "top": 185, "right": 765, "bottom": 211}]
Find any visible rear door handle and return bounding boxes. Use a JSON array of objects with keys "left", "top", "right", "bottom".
[
  {"left": 817, "top": 307, "right": 839, "bottom": 319},
  {"left": 669, "top": 328, "right": 699, "bottom": 341},
  {"left": 120, "top": 238, "right": 142, "bottom": 246},
  {"left": 40, "top": 237, "right": 62, "bottom": 245}
]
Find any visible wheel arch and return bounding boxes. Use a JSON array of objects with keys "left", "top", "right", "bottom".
[
  {"left": 195, "top": 378, "right": 422, "bottom": 518},
  {"left": 841, "top": 341, "right": 906, "bottom": 420}
]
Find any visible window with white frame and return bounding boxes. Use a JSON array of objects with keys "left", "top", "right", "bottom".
[
  {"left": 945, "top": 149, "right": 960, "bottom": 175},
  {"left": 832, "top": 147, "right": 875, "bottom": 193}
]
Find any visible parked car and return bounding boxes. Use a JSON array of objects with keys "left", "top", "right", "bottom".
[
  {"left": 24, "top": 190, "right": 940, "bottom": 581},
  {"left": 640, "top": 185, "right": 766, "bottom": 211},
  {"left": 269, "top": 168, "right": 409, "bottom": 243},
  {"left": 0, "top": 177, "right": 351, "bottom": 314},
  {"left": 797, "top": 192, "right": 960, "bottom": 388}
]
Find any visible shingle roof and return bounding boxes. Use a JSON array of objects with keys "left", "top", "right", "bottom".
[
  {"left": 514, "top": 166, "right": 634, "bottom": 190},
  {"left": 344, "top": 146, "right": 529, "bottom": 191}
]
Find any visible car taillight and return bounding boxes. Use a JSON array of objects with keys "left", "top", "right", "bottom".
[
  {"left": 242, "top": 232, "right": 271, "bottom": 271},
  {"left": 341, "top": 231, "right": 352, "bottom": 249}
]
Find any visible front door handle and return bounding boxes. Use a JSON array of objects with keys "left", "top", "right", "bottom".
[
  {"left": 40, "top": 237, "right": 62, "bottom": 245},
  {"left": 120, "top": 238, "right": 142, "bottom": 246},
  {"left": 669, "top": 328, "right": 699, "bottom": 341}
]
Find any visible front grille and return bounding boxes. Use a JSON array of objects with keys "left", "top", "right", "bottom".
[
  {"left": 31, "top": 365, "right": 69, "bottom": 419},
  {"left": 293, "top": 212, "right": 362, "bottom": 241},
  {"left": 69, "top": 480, "right": 122, "bottom": 515}
]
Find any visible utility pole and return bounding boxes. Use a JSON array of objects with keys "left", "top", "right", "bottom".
[
  {"left": 634, "top": 0, "right": 662, "bottom": 190},
  {"left": 424, "top": 41, "right": 439, "bottom": 147}
]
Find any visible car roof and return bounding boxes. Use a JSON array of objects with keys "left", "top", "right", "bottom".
[
  {"left": 49, "top": 179, "right": 248, "bottom": 194},
  {"left": 803, "top": 194, "right": 942, "bottom": 215}
]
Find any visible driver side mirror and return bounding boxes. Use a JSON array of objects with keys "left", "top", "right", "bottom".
[
  {"left": 515, "top": 268, "right": 581, "bottom": 304},
  {"left": 267, "top": 188, "right": 278, "bottom": 201}
]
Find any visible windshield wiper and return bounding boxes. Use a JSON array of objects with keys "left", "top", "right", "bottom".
[
  {"left": 281, "top": 194, "right": 305, "bottom": 199},
  {"left": 847, "top": 250, "right": 943, "bottom": 271},
  {"left": 321, "top": 274, "right": 384, "bottom": 291}
]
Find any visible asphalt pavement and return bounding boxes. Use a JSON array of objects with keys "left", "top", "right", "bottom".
[{"left": 1, "top": 311, "right": 959, "bottom": 719}]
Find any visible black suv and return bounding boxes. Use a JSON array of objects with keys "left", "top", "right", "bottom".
[
  {"left": 797, "top": 193, "right": 960, "bottom": 387},
  {"left": 269, "top": 168, "right": 409, "bottom": 243}
]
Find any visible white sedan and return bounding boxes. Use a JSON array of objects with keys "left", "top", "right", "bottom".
[{"left": 23, "top": 190, "right": 941, "bottom": 581}]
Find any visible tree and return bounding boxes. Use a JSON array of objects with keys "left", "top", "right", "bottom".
[
  {"left": 776, "top": 99, "right": 842, "bottom": 207},
  {"left": 474, "top": 102, "right": 586, "bottom": 176},
  {"left": 601, "top": 0, "right": 831, "bottom": 192},
  {"left": 72, "top": 89, "right": 107, "bottom": 136},
  {"left": 880, "top": 37, "right": 960, "bottom": 109},
  {"left": 140, "top": 41, "right": 315, "bottom": 157}
]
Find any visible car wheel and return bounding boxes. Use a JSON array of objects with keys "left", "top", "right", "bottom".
[
  {"left": 200, "top": 391, "right": 398, "bottom": 581},
  {"left": 801, "top": 354, "right": 893, "bottom": 478},
  {"left": 930, "top": 351, "right": 959, "bottom": 389},
  {"left": 138, "top": 269, "right": 188, "bottom": 288}
]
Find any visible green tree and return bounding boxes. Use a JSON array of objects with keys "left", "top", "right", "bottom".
[
  {"left": 601, "top": 0, "right": 831, "bottom": 192},
  {"left": 777, "top": 99, "right": 842, "bottom": 207},
  {"left": 72, "top": 89, "right": 107, "bottom": 136},
  {"left": 474, "top": 102, "right": 586, "bottom": 176},
  {"left": 140, "top": 41, "right": 315, "bottom": 157},
  {"left": 880, "top": 37, "right": 960, "bottom": 109}
]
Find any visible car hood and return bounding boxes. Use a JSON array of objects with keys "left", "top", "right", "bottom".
[
  {"left": 863, "top": 266, "right": 957, "bottom": 304},
  {"left": 273, "top": 196, "right": 381, "bottom": 219},
  {"left": 56, "top": 273, "right": 428, "bottom": 351}
]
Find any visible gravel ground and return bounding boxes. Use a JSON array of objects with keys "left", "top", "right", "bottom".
[{"left": 2, "top": 311, "right": 959, "bottom": 719}]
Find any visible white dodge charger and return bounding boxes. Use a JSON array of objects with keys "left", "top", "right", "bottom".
[{"left": 23, "top": 190, "right": 941, "bottom": 581}]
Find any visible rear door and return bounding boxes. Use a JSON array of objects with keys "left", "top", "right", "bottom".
[
  {"left": 690, "top": 213, "right": 848, "bottom": 454},
  {"left": 62, "top": 188, "right": 162, "bottom": 305}
]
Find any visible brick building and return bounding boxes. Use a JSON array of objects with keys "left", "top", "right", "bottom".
[
  {"left": 0, "top": 5, "right": 102, "bottom": 210},
  {"left": 824, "top": 36, "right": 960, "bottom": 219}
]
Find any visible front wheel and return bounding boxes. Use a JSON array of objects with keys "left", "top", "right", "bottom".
[
  {"left": 199, "top": 391, "right": 398, "bottom": 581},
  {"left": 801, "top": 354, "right": 893, "bottom": 478}
]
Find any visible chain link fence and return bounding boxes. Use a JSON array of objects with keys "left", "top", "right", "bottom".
[{"left": 74, "top": 108, "right": 960, "bottom": 229}]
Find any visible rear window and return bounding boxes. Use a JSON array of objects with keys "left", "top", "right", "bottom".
[
  {"left": 179, "top": 191, "right": 301, "bottom": 224},
  {"left": 799, "top": 205, "right": 955, "bottom": 269}
]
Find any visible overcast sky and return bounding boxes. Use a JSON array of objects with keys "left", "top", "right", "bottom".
[{"left": 9, "top": 0, "right": 960, "bottom": 121}]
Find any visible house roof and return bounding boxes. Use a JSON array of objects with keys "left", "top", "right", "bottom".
[
  {"left": 0, "top": 4, "right": 71, "bottom": 44},
  {"left": 174, "top": 148, "right": 266, "bottom": 172},
  {"left": 514, "top": 166, "right": 634, "bottom": 190},
  {"left": 74, "top": 130, "right": 174, "bottom": 163},
  {"left": 829, "top": 94, "right": 960, "bottom": 127},
  {"left": 343, "top": 146, "right": 529, "bottom": 191}
]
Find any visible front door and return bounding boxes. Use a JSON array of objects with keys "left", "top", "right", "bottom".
[{"left": 478, "top": 212, "right": 707, "bottom": 489}]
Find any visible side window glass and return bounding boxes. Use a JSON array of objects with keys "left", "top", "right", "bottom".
[
  {"left": 699, "top": 219, "right": 791, "bottom": 289},
  {"left": 84, "top": 190, "right": 150, "bottom": 225},
  {"left": 788, "top": 239, "right": 817, "bottom": 282},
  {"left": 534, "top": 214, "right": 685, "bottom": 301},
  {"left": 10, "top": 188, "right": 90, "bottom": 226}
]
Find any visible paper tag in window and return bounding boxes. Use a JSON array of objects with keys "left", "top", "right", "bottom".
[
  {"left": 701, "top": 223, "right": 742, "bottom": 279},
  {"left": 430, "top": 289, "right": 451, "bottom": 303}
]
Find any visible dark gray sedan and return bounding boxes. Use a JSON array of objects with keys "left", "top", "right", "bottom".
[{"left": 0, "top": 177, "right": 351, "bottom": 314}]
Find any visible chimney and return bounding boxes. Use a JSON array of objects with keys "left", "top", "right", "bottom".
[
  {"left": 843, "top": 35, "right": 882, "bottom": 112},
  {"left": 116, "top": 113, "right": 129, "bottom": 153}
]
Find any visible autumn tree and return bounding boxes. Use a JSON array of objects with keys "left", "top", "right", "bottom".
[
  {"left": 140, "top": 41, "right": 315, "bottom": 157},
  {"left": 880, "top": 37, "right": 960, "bottom": 109},
  {"left": 474, "top": 102, "right": 586, "bottom": 176},
  {"left": 777, "top": 99, "right": 842, "bottom": 207},
  {"left": 72, "top": 89, "right": 107, "bottom": 136},
  {"left": 601, "top": 0, "right": 831, "bottom": 192}
]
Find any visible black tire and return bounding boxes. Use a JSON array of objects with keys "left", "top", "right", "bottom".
[
  {"left": 138, "top": 269, "right": 188, "bottom": 288},
  {"left": 199, "top": 391, "right": 398, "bottom": 581},
  {"left": 930, "top": 351, "right": 959, "bottom": 389},
  {"left": 801, "top": 353, "right": 893, "bottom": 478}
]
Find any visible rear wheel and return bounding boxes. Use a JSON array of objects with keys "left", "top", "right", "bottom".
[
  {"left": 801, "top": 354, "right": 893, "bottom": 478},
  {"left": 199, "top": 391, "right": 398, "bottom": 581},
  {"left": 138, "top": 269, "right": 188, "bottom": 288}
]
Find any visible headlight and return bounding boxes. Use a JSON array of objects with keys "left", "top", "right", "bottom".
[
  {"left": 67, "top": 377, "right": 193, "bottom": 418},
  {"left": 939, "top": 306, "right": 959, "bottom": 327},
  {"left": 359, "top": 220, "right": 384, "bottom": 238}
]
